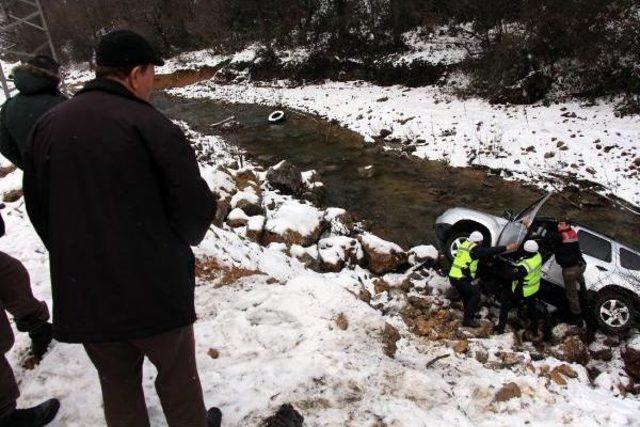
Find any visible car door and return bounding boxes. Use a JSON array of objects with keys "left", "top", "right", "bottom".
[
  {"left": 497, "top": 193, "right": 553, "bottom": 249},
  {"left": 574, "top": 227, "right": 614, "bottom": 288}
]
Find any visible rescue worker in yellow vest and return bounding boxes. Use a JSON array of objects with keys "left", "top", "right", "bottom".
[
  {"left": 449, "top": 231, "right": 517, "bottom": 327},
  {"left": 496, "top": 240, "right": 543, "bottom": 334}
]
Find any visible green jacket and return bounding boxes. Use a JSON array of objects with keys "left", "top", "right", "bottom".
[{"left": 0, "top": 64, "right": 66, "bottom": 169}]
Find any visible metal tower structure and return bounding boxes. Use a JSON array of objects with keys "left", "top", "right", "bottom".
[{"left": 0, "top": 0, "right": 58, "bottom": 99}]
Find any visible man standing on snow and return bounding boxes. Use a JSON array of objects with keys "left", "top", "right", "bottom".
[
  {"left": 546, "top": 220, "right": 586, "bottom": 326},
  {"left": 449, "top": 231, "right": 517, "bottom": 327},
  {"left": 23, "top": 30, "right": 220, "bottom": 427},
  {"left": 0, "top": 211, "right": 59, "bottom": 427},
  {"left": 0, "top": 56, "right": 66, "bottom": 169}
]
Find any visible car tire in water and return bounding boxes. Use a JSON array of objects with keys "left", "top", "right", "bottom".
[{"left": 592, "top": 289, "right": 635, "bottom": 335}]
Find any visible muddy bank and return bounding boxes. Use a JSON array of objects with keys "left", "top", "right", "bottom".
[{"left": 153, "top": 93, "right": 640, "bottom": 249}]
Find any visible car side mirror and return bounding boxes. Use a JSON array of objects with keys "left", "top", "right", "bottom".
[{"left": 502, "top": 209, "right": 514, "bottom": 221}]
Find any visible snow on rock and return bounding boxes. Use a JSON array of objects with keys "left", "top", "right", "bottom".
[
  {"left": 266, "top": 160, "right": 303, "bottom": 196},
  {"left": 230, "top": 188, "right": 263, "bottom": 216},
  {"left": 323, "top": 208, "right": 354, "bottom": 236},
  {"left": 407, "top": 245, "right": 439, "bottom": 265},
  {"left": 264, "top": 200, "right": 325, "bottom": 247},
  {"left": 227, "top": 208, "right": 249, "bottom": 228},
  {"left": 318, "top": 236, "right": 363, "bottom": 272},
  {"left": 246, "top": 215, "right": 266, "bottom": 243},
  {"left": 290, "top": 244, "right": 319, "bottom": 270},
  {"left": 358, "top": 232, "right": 407, "bottom": 275}
]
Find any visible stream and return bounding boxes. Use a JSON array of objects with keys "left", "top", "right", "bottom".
[{"left": 153, "top": 93, "right": 640, "bottom": 250}]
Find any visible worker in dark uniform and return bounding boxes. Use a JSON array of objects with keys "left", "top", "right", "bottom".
[
  {"left": 496, "top": 240, "right": 543, "bottom": 334},
  {"left": 449, "top": 231, "right": 518, "bottom": 327},
  {"left": 546, "top": 220, "right": 586, "bottom": 326}
]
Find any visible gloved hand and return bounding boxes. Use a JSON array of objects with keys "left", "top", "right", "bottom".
[{"left": 29, "top": 322, "right": 53, "bottom": 359}]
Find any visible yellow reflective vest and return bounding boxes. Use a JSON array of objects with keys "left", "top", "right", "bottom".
[
  {"left": 512, "top": 252, "right": 542, "bottom": 297},
  {"left": 449, "top": 240, "right": 478, "bottom": 280}
]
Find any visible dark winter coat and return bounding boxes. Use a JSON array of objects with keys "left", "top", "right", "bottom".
[
  {"left": 0, "top": 64, "right": 66, "bottom": 169},
  {"left": 23, "top": 78, "right": 216, "bottom": 343},
  {"left": 547, "top": 229, "right": 585, "bottom": 268}
]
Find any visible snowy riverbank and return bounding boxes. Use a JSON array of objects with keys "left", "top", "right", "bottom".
[{"left": 1, "top": 119, "right": 640, "bottom": 426}]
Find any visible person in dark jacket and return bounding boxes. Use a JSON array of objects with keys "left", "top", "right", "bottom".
[
  {"left": 23, "top": 30, "right": 220, "bottom": 427},
  {"left": 0, "top": 56, "right": 66, "bottom": 169},
  {"left": 0, "top": 211, "right": 59, "bottom": 427},
  {"left": 546, "top": 220, "right": 586, "bottom": 326}
]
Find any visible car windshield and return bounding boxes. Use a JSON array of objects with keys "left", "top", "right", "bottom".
[{"left": 515, "top": 194, "right": 547, "bottom": 221}]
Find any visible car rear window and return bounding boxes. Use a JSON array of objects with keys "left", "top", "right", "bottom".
[
  {"left": 620, "top": 248, "right": 640, "bottom": 271},
  {"left": 578, "top": 230, "right": 612, "bottom": 262}
]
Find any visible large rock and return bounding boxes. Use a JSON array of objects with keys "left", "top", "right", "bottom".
[
  {"left": 558, "top": 336, "right": 590, "bottom": 366},
  {"left": 227, "top": 208, "right": 249, "bottom": 228},
  {"left": 290, "top": 244, "right": 320, "bottom": 270},
  {"left": 263, "top": 404, "right": 304, "bottom": 427},
  {"left": 230, "top": 188, "right": 263, "bottom": 216},
  {"left": 407, "top": 245, "right": 439, "bottom": 266},
  {"left": 234, "top": 168, "right": 261, "bottom": 193},
  {"left": 263, "top": 201, "right": 326, "bottom": 247},
  {"left": 494, "top": 382, "right": 521, "bottom": 402},
  {"left": 212, "top": 195, "right": 231, "bottom": 227},
  {"left": 358, "top": 233, "right": 407, "bottom": 275},
  {"left": 266, "top": 160, "right": 303, "bottom": 195},
  {"left": 301, "top": 170, "right": 326, "bottom": 205},
  {"left": 317, "top": 236, "right": 363, "bottom": 272},
  {"left": 246, "top": 215, "right": 265, "bottom": 243},
  {"left": 323, "top": 208, "right": 354, "bottom": 236}
]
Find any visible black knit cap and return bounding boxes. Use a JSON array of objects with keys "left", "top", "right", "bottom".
[
  {"left": 27, "top": 55, "right": 60, "bottom": 76},
  {"left": 96, "top": 30, "right": 164, "bottom": 67}
]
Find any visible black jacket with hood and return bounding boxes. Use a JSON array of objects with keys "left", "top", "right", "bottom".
[{"left": 0, "top": 64, "right": 66, "bottom": 169}]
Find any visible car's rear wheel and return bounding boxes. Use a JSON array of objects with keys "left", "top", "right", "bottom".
[{"left": 592, "top": 290, "right": 635, "bottom": 335}]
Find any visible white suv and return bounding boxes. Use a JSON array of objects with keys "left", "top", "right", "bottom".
[{"left": 435, "top": 193, "right": 640, "bottom": 334}]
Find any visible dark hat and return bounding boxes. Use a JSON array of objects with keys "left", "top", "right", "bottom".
[
  {"left": 27, "top": 55, "right": 60, "bottom": 77},
  {"left": 96, "top": 30, "right": 164, "bottom": 67}
]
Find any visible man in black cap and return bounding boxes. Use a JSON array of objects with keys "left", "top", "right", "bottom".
[
  {"left": 0, "top": 55, "right": 66, "bottom": 169},
  {"left": 23, "top": 30, "right": 220, "bottom": 426}
]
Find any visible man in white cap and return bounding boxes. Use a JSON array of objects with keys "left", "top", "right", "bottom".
[
  {"left": 449, "top": 231, "right": 518, "bottom": 327},
  {"left": 496, "top": 240, "right": 543, "bottom": 334}
]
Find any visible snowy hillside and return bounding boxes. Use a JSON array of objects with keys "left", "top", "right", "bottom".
[{"left": 2, "top": 120, "right": 640, "bottom": 426}]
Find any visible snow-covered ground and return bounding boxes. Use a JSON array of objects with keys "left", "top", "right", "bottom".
[
  {"left": 170, "top": 80, "right": 640, "bottom": 208},
  {"left": 2, "top": 122, "right": 640, "bottom": 426}
]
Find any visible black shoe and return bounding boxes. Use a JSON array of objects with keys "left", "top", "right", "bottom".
[
  {"left": 462, "top": 319, "right": 480, "bottom": 328},
  {"left": 0, "top": 399, "right": 60, "bottom": 427},
  {"left": 207, "top": 407, "right": 222, "bottom": 427}
]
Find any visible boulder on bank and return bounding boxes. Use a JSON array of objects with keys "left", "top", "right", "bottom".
[
  {"left": 227, "top": 208, "right": 249, "bottom": 228},
  {"left": 267, "top": 160, "right": 303, "bottom": 195},
  {"left": 318, "top": 236, "right": 363, "bottom": 272},
  {"left": 324, "top": 208, "right": 355, "bottom": 236},
  {"left": 358, "top": 233, "right": 407, "bottom": 275},
  {"left": 407, "top": 245, "right": 439, "bottom": 266},
  {"left": 246, "top": 215, "right": 266, "bottom": 243},
  {"left": 263, "top": 201, "right": 326, "bottom": 247},
  {"left": 290, "top": 244, "right": 320, "bottom": 270},
  {"left": 231, "top": 188, "right": 263, "bottom": 216},
  {"left": 301, "top": 169, "right": 326, "bottom": 205}
]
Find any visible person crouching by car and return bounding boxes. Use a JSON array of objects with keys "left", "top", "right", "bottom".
[
  {"left": 496, "top": 240, "right": 543, "bottom": 335},
  {"left": 449, "top": 231, "right": 518, "bottom": 327}
]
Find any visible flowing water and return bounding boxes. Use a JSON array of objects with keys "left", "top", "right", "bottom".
[{"left": 154, "top": 93, "right": 640, "bottom": 249}]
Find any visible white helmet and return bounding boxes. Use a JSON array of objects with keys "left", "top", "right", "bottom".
[
  {"left": 469, "top": 231, "right": 484, "bottom": 243},
  {"left": 524, "top": 240, "right": 539, "bottom": 253}
]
